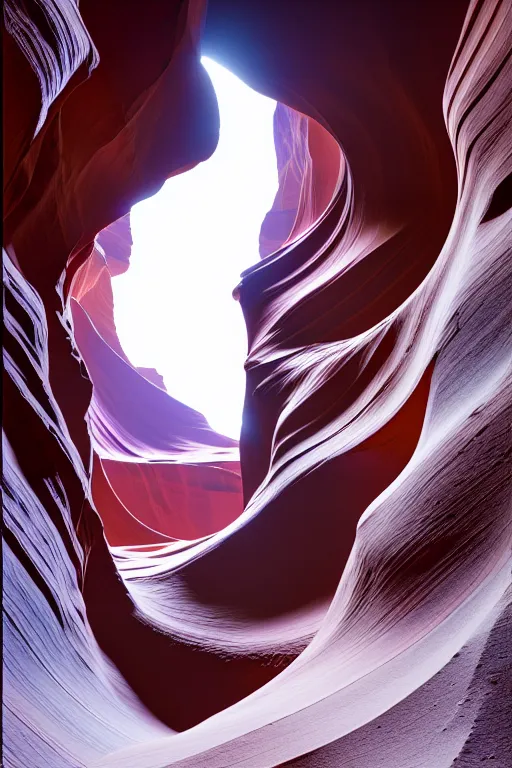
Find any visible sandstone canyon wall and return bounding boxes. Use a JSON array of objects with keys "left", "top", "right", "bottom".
[{"left": 2, "top": 1, "right": 511, "bottom": 767}]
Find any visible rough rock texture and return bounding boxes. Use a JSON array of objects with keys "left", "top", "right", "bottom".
[{"left": 2, "top": 1, "right": 511, "bottom": 767}]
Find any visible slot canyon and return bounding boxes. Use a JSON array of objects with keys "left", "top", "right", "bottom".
[{"left": 2, "top": 1, "right": 511, "bottom": 767}]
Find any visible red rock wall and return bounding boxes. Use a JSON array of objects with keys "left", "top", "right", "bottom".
[{"left": 2, "top": 1, "right": 511, "bottom": 766}]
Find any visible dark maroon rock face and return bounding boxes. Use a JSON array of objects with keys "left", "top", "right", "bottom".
[{"left": 3, "top": 1, "right": 511, "bottom": 767}]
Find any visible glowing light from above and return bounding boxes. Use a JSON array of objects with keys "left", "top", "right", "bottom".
[{"left": 112, "top": 57, "right": 278, "bottom": 440}]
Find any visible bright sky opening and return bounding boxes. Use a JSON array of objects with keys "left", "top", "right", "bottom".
[{"left": 112, "top": 57, "right": 278, "bottom": 440}]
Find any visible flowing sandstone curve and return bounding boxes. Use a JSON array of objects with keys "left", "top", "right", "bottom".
[{"left": 2, "top": 1, "right": 511, "bottom": 767}]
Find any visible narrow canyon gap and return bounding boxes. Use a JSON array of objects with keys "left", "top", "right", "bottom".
[{"left": 112, "top": 57, "right": 279, "bottom": 440}]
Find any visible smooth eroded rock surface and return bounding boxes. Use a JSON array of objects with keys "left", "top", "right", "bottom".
[{"left": 3, "top": 1, "right": 511, "bottom": 766}]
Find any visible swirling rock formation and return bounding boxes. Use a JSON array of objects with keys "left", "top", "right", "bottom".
[{"left": 2, "top": 1, "right": 511, "bottom": 767}]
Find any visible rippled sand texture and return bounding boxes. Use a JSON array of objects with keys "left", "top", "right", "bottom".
[{"left": 3, "top": 1, "right": 511, "bottom": 767}]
